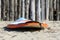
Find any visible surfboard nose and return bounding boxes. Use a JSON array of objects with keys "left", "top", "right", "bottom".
[{"left": 41, "top": 23, "right": 48, "bottom": 29}]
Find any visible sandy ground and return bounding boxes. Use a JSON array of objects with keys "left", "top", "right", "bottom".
[{"left": 0, "top": 21, "right": 60, "bottom": 40}]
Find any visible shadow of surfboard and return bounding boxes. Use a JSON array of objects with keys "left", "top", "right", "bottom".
[{"left": 4, "top": 27, "right": 44, "bottom": 32}]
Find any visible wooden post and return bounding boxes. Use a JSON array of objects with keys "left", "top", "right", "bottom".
[
  {"left": 1, "top": 0, "right": 2, "bottom": 20},
  {"left": 41, "top": 0, "right": 45, "bottom": 21},
  {"left": 25, "top": 0, "right": 30, "bottom": 19},
  {"left": 36, "top": 0, "right": 41, "bottom": 22},
  {"left": 0, "top": 0, "right": 1, "bottom": 20},
  {"left": 17, "top": 0, "right": 19, "bottom": 19},
  {"left": 14, "top": 0, "right": 17, "bottom": 20},
  {"left": 54, "top": 0, "right": 57, "bottom": 21},
  {"left": 31, "top": 0, "right": 35, "bottom": 21},
  {"left": 57, "top": 0, "right": 59, "bottom": 21},
  {"left": 9, "top": 0, "right": 14, "bottom": 21},
  {"left": 49, "top": 0, "right": 53, "bottom": 20},
  {"left": 19, "top": 0, "right": 21, "bottom": 18},
  {"left": 3, "top": 0, "right": 6, "bottom": 20},
  {"left": 4, "top": 0, "right": 8, "bottom": 20},
  {"left": 54, "top": 0, "right": 56, "bottom": 10},
  {"left": 6, "top": 0, "right": 9, "bottom": 21},
  {"left": 5, "top": 0, "right": 7, "bottom": 20},
  {"left": 46, "top": 0, "right": 49, "bottom": 21},
  {"left": 11, "top": 0, "right": 14, "bottom": 21},
  {"left": 9, "top": 0, "right": 11, "bottom": 21},
  {"left": 21, "top": 0, "right": 25, "bottom": 18}
]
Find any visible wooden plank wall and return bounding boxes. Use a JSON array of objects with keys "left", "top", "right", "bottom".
[
  {"left": 49, "top": 0, "right": 60, "bottom": 21},
  {"left": 1, "top": 0, "right": 44, "bottom": 22},
  {"left": 1, "top": 0, "right": 60, "bottom": 21}
]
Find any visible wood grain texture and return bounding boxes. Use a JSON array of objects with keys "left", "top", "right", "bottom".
[{"left": 1, "top": 0, "right": 60, "bottom": 21}]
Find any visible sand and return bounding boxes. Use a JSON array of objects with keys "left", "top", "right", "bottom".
[{"left": 0, "top": 21, "right": 60, "bottom": 40}]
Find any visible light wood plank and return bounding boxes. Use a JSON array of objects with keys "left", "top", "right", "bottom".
[
  {"left": 6, "top": 0, "right": 9, "bottom": 21},
  {"left": 49, "top": 0, "right": 54, "bottom": 20},
  {"left": 57, "top": 0, "right": 59, "bottom": 21},
  {"left": 31, "top": 0, "right": 35, "bottom": 21},
  {"left": 19, "top": 0, "right": 21, "bottom": 18},
  {"left": 21, "top": 0, "right": 25, "bottom": 18},
  {"left": 46, "top": 0, "right": 49, "bottom": 21},
  {"left": 25, "top": 0, "right": 30, "bottom": 19},
  {"left": 11, "top": 0, "right": 14, "bottom": 21},
  {"left": 41, "top": 0, "right": 45, "bottom": 21},
  {"left": 36, "top": 0, "right": 41, "bottom": 22},
  {"left": 3, "top": 0, "right": 6, "bottom": 20},
  {"left": 0, "top": 0, "right": 1, "bottom": 20},
  {"left": 14, "top": 0, "right": 17, "bottom": 20}
]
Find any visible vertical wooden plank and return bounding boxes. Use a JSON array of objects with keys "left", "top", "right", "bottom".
[
  {"left": 17, "top": 0, "right": 22, "bottom": 19},
  {"left": 9, "top": 0, "right": 11, "bottom": 21},
  {"left": 20, "top": 0, "right": 22, "bottom": 18},
  {"left": 27, "top": 0, "right": 31, "bottom": 20},
  {"left": 49, "top": 0, "right": 54, "bottom": 20},
  {"left": 1, "top": 0, "right": 3, "bottom": 20},
  {"left": 17, "top": 0, "right": 20, "bottom": 18},
  {"left": 35, "top": 0, "right": 38, "bottom": 21},
  {"left": 6, "top": 0, "right": 9, "bottom": 21},
  {"left": 54, "top": 0, "right": 56, "bottom": 10},
  {"left": 44, "top": 0, "right": 46, "bottom": 20},
  {"left": 11, "top": 0, "right": 14, "bottom": 21},
  {"left": 31, "top": 0, "right": 35, "bottom": 21},
  {"left": 3, "top": 0, "right": 6, "bottom": 20},
  {"left": 25, "top": 0, "right": 30, "bottom": 19},
  {"left": 36, "top": 0, "right": 41, "bottom": 22},
  {"left": 57, "top": 0, "right": 59, "bottom": 21},
  {"left": 52, "top": 0, "right": 54, "bottom": 21},
  {"left": 46, "top": 0, "right": 49, "bottom": 21},
  {"left": 0, "top": 0, "right": 1, "bottom": 21},
  {"left": 21, "top": 0, "right": 25, "bottom": 18},
  {"left": 14, "top": 0, "right": 17, "bottom": 20},
  {"left": 53, "top": 0, "right": 57, "bottom": 21},
  {"left": 4, "top": 0, "right": 7, "bottom": 20},
  {"left": 59, "top": 0, "right": 60, "bottom": 20},
  {"left": 19, "top": 0, "right": 22, "bottom": 18},
  {"left": 41, "top": 0, "right": 45, "bottom": 21},
  {"left": 5, "top": 0, "right": 7, "bottom": 20},
  {"left": 37, "top": 0, "right": 41, "bottom": 22},
  {"left": 1, "top": 0, "right": 4, "bottom": 20},
  {"left": 49, "top": 0, "right": 51, "bottom": 20},
  {"left": 17, "top": 0, "right": 19, "bottom": 18},
  {"left": 9, "top": 0, "right": 14, "bottom": 21}
]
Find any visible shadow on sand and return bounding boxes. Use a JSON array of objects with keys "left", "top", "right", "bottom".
[{"left": 4, "top": 27, "right": 44, "bottom": 32}]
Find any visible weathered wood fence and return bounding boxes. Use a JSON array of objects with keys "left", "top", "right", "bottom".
[{"left": 1, "top": 0, "right": 60, "bottom": 21}]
